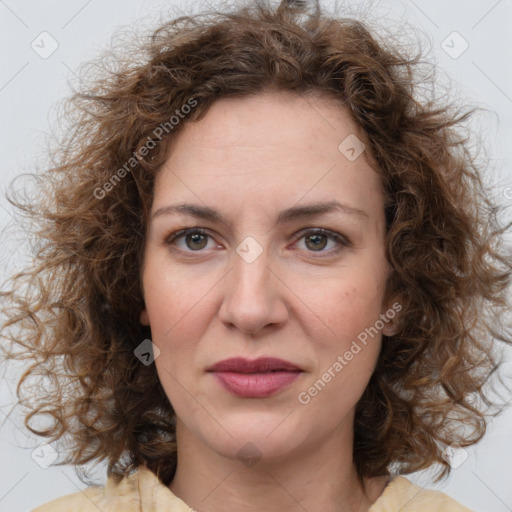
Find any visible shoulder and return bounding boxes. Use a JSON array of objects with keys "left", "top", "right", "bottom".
[
  {"left": 30, "top": 473, "right": 142, "bottom": 512},
  {"left": 30, "top": 466, "right": 192, "bottom": 512},
  {"left": 370, "top": 476, "right": 473, "bottom": 512},
  {"left": 30, "top": 485, "right": 110, "bottom": 512}
]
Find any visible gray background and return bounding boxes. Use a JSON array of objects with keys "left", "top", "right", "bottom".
[{"left": 1, "top": 1, "right": 511, "bottom": 511}]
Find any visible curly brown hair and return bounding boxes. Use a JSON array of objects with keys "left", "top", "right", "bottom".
[{"left": 2, "top": 0, "right": 511, "bottom": 488}]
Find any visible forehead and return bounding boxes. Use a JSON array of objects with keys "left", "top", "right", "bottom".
[
  {"left": 152, "top": 91, "right": 384, "bottom": 226},
  {"left": 167, "top": 90, "right": 360, "bottom": 159}
]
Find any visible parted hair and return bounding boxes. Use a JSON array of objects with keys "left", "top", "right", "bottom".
[{"left": 2, "top": 0, "right": 511, "bottom": 486}]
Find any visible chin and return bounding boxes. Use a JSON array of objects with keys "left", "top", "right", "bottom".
[
  {"left": 214, "top": 436, "right": 302, "bottom": 467},
  {"left": 196, "top": 411, "right": 309, "bottom": 465}
]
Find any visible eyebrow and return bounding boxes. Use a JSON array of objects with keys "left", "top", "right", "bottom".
[{"left": 151, "top": 200, "right": 369, "bottom": 225}]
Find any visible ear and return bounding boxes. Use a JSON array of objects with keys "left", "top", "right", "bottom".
[
  {"left": 381, "top": 319, "right": 398, "bottom": 337},
  {"left": 140, "top": 308, "right": 150, "bottom": 326},
  {"left": 380, "top": 298, "right": 402, "bottom": 336}
]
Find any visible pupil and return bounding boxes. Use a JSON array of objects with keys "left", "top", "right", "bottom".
[
  {"left": 306, "top": 234, "right": 327, "bottom": 251},
  {"left": 187, "top": 233, "right": 207, "bottom": 250}
]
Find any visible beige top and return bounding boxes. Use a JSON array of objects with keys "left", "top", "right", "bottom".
[{"left": 32, "top": 466, "right": 473, "bottom": 512}]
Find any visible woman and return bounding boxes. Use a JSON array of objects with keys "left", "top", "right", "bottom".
[{"left": 2, "top": 0, "right": 511, "bottom": 510}]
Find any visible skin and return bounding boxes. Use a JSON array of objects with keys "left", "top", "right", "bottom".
[{"left": 140, "top": 90, "right": 398, "bottom": 512}]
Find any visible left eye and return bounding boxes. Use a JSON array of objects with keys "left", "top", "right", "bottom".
[
  {"left": 166, "top": 228, "right": 349, "bottom": 255},
  {"left": 294, "top": 228, "right": 349, "bottom": 254}
]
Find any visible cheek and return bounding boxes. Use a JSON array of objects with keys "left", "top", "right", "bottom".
[
  {"left": 142, "top": 260, "right": 219, "bottom": 364},
  {"left": 302, "top": 272, "right": 385, "bottom": 347},
  {"left": 142, "top": 259, "right": 213, "bottom": 338},
  {"left": 301, "top": 277, "right": 385, "bottom": 402},
  {"left": 300, "top": 280, "right": 384, "bottom": 411}
]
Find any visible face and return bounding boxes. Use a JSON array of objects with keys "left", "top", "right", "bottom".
[{"left": 140, "top": 90, "right": 396, "bottom": 464}]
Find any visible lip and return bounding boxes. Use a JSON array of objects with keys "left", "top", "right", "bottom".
[{"left": 207, "top": 357, "right": 303, "bottom": 398}]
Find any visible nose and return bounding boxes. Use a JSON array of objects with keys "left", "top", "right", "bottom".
[{"left": 218, "top": 248, "right": 289, "bottom": 337}]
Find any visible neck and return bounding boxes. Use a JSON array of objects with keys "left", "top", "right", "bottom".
[{"left": 169, "top": 421, "right": 388, "bottom": 512}]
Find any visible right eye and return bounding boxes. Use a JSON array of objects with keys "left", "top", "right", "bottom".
[{"left": 165, "top": 228, "right": 221, "bottom": 253}]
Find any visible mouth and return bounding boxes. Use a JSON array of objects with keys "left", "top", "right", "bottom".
[{"left": 206, "top": 357, "right": 304, "bottom": 398}]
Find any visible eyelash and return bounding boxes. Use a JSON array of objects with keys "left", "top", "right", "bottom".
[{"left": 165, "top": 227, "right": 351, "bottom": 257}]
